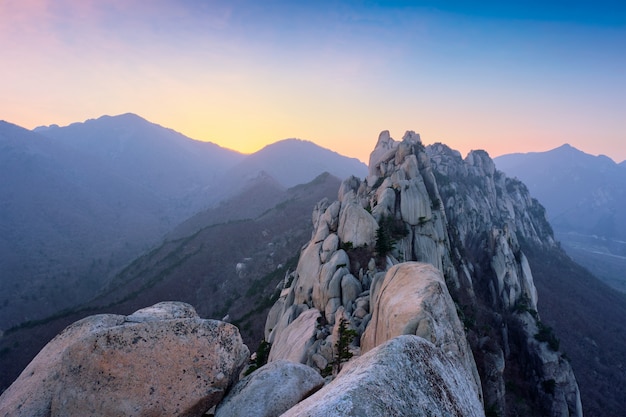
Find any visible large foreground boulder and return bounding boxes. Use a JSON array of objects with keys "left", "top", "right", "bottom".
[
  {"left": 0, "top": 302, "right": 249, "bottom": 417},
  {"left": 362, "top": 262, "right": 482, "bottom": 397},
  {"left": 281, "top": 335, "right": 485, "bottom": 417},
  {"left": 215, "top": 360, "right": 324, "bottom": 417}
]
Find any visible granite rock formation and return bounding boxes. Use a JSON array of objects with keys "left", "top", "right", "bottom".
[
  {"left": 281, "top": 335, "right": 485, "bottom": 417},
  {"left": 1, "top": 130, "right": 584, "bottom": 417},
  {"left": 0, "top": 302, "right": 248, "bottom": 417},
  {"left": 215, "top": 359, "right": 324, "bottom": 417},
  {"left": 264, "top": 130, "right": 582, "bottom": 416}
]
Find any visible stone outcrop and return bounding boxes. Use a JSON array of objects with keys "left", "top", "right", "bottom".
[
  {"left": 361, "top": 262, "right": 481, "bottom": 396},
  {"left": 0, "top": 302, "right": 249, "bottom": 417},
  {"left": 281, "top": 335, "right": 485, "bottom": 417},
  {"left": 267, "top": 308, "right": 320, "bottom": 364},
  {"left": 264, "top": 130, "right": 582, "bottom": 416},
  {"left": 426, "top": 143, "right": 580, "bottom": 416},
  {"left": 215, "top": 360, "right": 324, "bottom": 417},
  {"left": 337, "top": 191, "right": 378, "bottom": 247}
]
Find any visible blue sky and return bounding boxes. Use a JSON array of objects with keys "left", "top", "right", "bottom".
[{"left": 1, "top": 0, "right": 624, "bottom": 162}]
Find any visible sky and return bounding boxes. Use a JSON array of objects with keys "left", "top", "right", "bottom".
[{"left": 1, "top": 0, "right": 625, "bottom": 163}]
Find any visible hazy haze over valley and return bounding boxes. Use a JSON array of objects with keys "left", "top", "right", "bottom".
[
  {"left": 496, "top": 145, "right": 626, "bottom": 292},
  {"left": 0, "top": 114, "right": 366, "bottom": 332}
]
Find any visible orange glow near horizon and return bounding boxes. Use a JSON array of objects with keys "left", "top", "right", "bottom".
[{"left": 1, "top": 1, "right": 624, "bottom": 164}]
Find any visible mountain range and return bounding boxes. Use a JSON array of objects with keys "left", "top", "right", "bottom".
[
  {"left": 0, "top": 114, "right": 366, "bottom": 331},
  {"left": 2, "top": 130, "right": 625, "bottom": 416},
  {"left": 0, "top": 172, "right": 342, "bottom": 392},
  {"left": 495, "top": 144, "right": 626, "bottom": 292},
  {"left": 1, "top": 118, "right": 625, "bottom": 416}
]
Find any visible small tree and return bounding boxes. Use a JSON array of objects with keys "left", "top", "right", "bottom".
[
  {"left": 334, "top": 318, "right": 358, "bottom": 374},
  {"left": 535, "top": 322, "right": 560, "bottom": 352},
  {"left": 375, "top": 215, "right": 408, "bottom": 258},
  {"left": 244, "top": 339, "right": 271, "bottom": 376},
  {"left": 375, "top": 218, "right": 395, "bottom": 257}
]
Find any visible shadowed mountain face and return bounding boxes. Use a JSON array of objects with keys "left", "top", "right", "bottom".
[
  {"left": 523, "top": 244, "right": 626, "bottom": 417},
  {"left": 34, "top": 113, "right": 245, "bottom": 208},
  {"left": 223, "top": 138, "right": 368, "bottom": 189},
  {"left": 0, "top": 116, "right": 242, "bottom": 331},
  {"left": 0, "top": 114, "right": 366, "bottom": 332},
  {"left": 0, "top": 173, "right": 342, "bottom": 393},
  {"left": 495, "top": 144, "right": 626, "bottom": 292}
]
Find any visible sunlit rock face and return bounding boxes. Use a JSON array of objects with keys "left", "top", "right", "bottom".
[
  {"left": 0, "top": 302, "right": 249, "bottom": 417},
  {"left": 265, "top": 130, "right": 581, "bottom": 417},
  {"left": 281, "top": 335, "right": 485, "bottom": 417},
  {"left": 215, "top": 360, "right": 324, "bottom": 417},
  {"left": 361, "top": 262, "right": 481, "bottom": 396}
]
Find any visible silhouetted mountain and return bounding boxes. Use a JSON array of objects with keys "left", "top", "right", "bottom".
[
  {"left": 0, "top": 116, "right": 244, "bottom": 331},
  {"left": 495, "top": 144, "right": 626, "bottom": 292},
  {"left": 0, "top": 173, "right": 342, "bottom": 392},
  {"left": 1, "top": 115, "right": 367, "bottom": 333},
  {"left": 219, "top": 138, "right": 367, "bottom": 191},
  {"left": 34, "top": 113, "right": 245, "bottom": 211}
]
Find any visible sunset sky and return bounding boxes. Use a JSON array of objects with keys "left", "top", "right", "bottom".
[{"left": 1, "top": 0, "right": 625, "bottom": 163}]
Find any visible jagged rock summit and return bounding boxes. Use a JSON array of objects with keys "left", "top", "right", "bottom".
[{"left": 264, "top": 130, "right": 582, "bottom": 416}]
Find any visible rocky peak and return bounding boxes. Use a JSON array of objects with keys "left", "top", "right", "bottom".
[{"left": 264, "top": 130, "right": 581, "bottom": 416}]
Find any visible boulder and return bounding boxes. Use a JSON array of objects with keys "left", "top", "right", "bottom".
[
  {"left": 321, "top": 200, "right": 341, "bottom": 232},
  {"left": 215, "top": 360, "right": 324, "bottom": 417},
  {"left": 399, "top": 177, "right": 432, "bottom": 225},
  {"left": 325, "top": 298, "right": 342, "bottom": 325},
  {"left": 293, "top": 241, "right": 323, "bottom": 306},
  {"left": 361, "top": 262, "right": 481, "bottom": 396},
  {"left": 314, "top": 250, "right": 349, "bottom": 311},
  {"left": 338, "top": 177, "right": 361, "bottom": 204},
  {"left": 341, "top": 274, "right": 362, "bottom": 312},
  {"left": 266, "top": 304, "right": 308, "bottom": 345},
  {"left": 0, "top": 314, "right": 125, "bottom": 417},
  {"left": 320, "top": 233, "right": 339, "bottom": 263},
  {"left": 264, "top": 297, "right": 286, "bottom": 340},
  {"left": 0, "top": 302, "right": 249, "bottom": 417},
  {"left": 281, "top": 335, "right": 485, "bottom": 417},
  {"left": 337, "top": 200, "right": 378, "bottom": 247},
  {"left": 371, "top": 186, "right": 395, "bottom": 221},
  {"left": 368, "top": 130, "right": 397, "bottom": 178},
  {"left": 268, "top": 308, "right": 321, "bottom": 364},
  {"left": 125, "top": 301, "right": 197, "bottom": 322}
]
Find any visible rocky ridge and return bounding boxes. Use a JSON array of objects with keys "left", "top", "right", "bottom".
[
  {"left": 0, "top": 130, "right": 584, "bottom": 416},
  {"left": 264, "top": 130, "right": 581, "bottom": 416}
]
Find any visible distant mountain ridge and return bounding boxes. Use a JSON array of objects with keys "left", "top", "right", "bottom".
[
  {"left": 34, "top": 113, "right": 245, "bottom": 209},
  {"left": 224, "top": 138, "right": 368, "bottom": 188},
  {"left": 495, "top": 144, "right": 626, "bottom": 292},
  {"left": 0, "top": 113, "right": 366, "bottom": 332},
  {"left": 0, "top": 172, "right": 343, "bottom": 394},
  {"left": 2, "top": 130, "right": 625, "bottom": 416}
]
